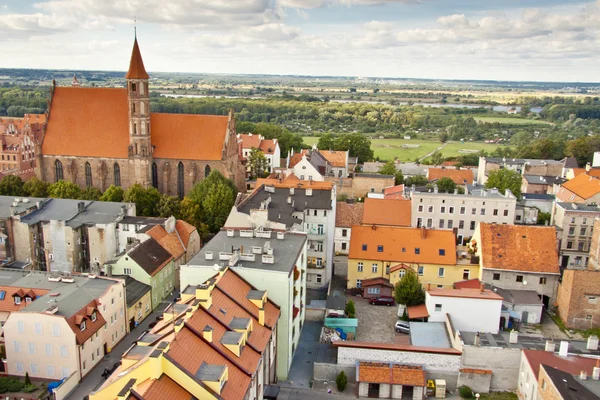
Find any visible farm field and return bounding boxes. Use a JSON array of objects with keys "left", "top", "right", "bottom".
[
  {"left": 302, "top": 136, "right": 501, "bottom": 161},
  {"left": 473, "top": 116, "right": 551, "bottom": 125}
]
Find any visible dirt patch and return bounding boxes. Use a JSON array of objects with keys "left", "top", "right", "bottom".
[{"left": 353, "top": 296, "right": 399, "bottom": 343}]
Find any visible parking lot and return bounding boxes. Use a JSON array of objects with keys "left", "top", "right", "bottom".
[{"left": 353, "top": 296, "right": 402, "bottom": 343}]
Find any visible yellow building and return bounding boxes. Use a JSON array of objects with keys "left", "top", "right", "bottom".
[
  {"left": 348, "top": 226, "right": 479, "bottom": 291},
  {"left": 122, "top": 276, "right": 152, "bottom": 332}
]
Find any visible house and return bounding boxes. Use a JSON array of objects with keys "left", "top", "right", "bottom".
[
  {"left": 556, "top": 173, "right": 600, "bottom": 204},
  {"left": 0, "top": 114, "right": 45, "bottom": 181},
  {"left": 237, "top": 133, "right": 281, "bottom": 173},
  {"left": 471, "top": 223, "right": 560, "bottom": 307},
  {"left": 517, "top": 349, "right": 600, "bottom": 400},
  {"left": 521, "top": 193, "right": 555, "bottom": 214},
  {"left": 426, "top": 168, "right": 474, "bottom": 185},
  {"left": 181, "top": 229, "right": 307, "bottom": 380},
  {"left": 362, "top": 198, "right": 412, "bottom": 227},
  {"left": 120, "top": 275, "right": 152, "bottom": 332},
  {"left": 426, "top": 287, "right": 503, "bottom": 334},
  {"left": 348, "top": 226, "right": 478, "bottom": 290},
  {"left": 287, "top": 148, "right": 330, "bottom": 181},
  {"left": 477, "top": 157, "right": 564, "bottom": 186},
  {"left": 90, "top": 266, "right": 279, "bottom": 400},
  {"left": 515, "top": 204, "right": 539, "bottom": 225},
  {"left": 521, "top": 175, "right": 565, "bottom": 195},
  {"left": 361, "top": 277, "right": 394, "bottom": 299},
  {"left": 3, "top": 272, "right": 127, "bottom": 381},
  {"left": 561, "top": 156, "right": 579, "bottom": 178},
  {"left": 411, "top": 186, "right": 517, "bottom": 244},
  {"left": 106, "top": 237, "right": 175, "bottom": 310},
  {"left": 0, "top": 196, "right": 44, "bottom": 263},
  {"left": 537, "top": 364, "right": 600, "bottom": 400},
  {"left": 320, "top": 150, "right": 350, "bottom": 178},
  {"left": 556, "top": 269, "right": 600, "bottom": 330},
  {"left": 335, "top": 201, "right": 364, "bottom": 255},
  {"left": 226, "top": 175, "right": 335, "bottom": 289},
  {"left": 551, "top": 203, "right": 600, "bottom": 269},
  {"left": 384, "top": 185, "right": 406, "bottom": 200},
  {"left": 356, "top": 361, "right": 426, "bottom": 399}
]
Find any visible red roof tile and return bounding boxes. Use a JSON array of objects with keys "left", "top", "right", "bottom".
[
  {"left": 362, "top": 198, "right": 411, "bottom": 227},
  {"left": 454, "top": 279, "right": 482, "bottom": 289},
  {"left": 0, "top": 287, "right": 49, "bottom": 313},
  {"left": 407, "top": 304, "right": 429, "bottom": 319},
  {"left": 335, "top": 202, "right": 364, "bottom": 228},
  {"left": 288, "top": 150, "right": 308, "bottom": 168},
  {"left": 523, "top": 349, "right": 600, "bottom": 378},
  {"left": 175, "top": 220, "right": 197, "bottom": 248},
  {"left": 361, "top": 277, "right": 393, "bottom": 288},
  {"left": 358, "top": 362, "right": 426, "bottom": 386},
  {"left": 147, "top": 225, "right": 185, "bottom": 260},
  {"left": 143, "top": 375, "right": 195, "bottom": 400},
  {"left": 238, "top": 134, "right": 261, "bottom": 149},
  {"left": 259, "top": 139, "right": 277, "bottom": 155},
  {"left": 427, "top": 168, "right": 474, "bottom": 185},
  {"left": 320, "top": 150, "right": 347, "bottom": 168},
  {"left": 66, "top": 300, "right": 106, "bottom": 345}
]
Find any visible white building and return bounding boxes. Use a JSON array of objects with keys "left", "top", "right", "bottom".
[
  {"left": 411, "top": 186, "right": 517, "bottom": 244},
  {"left": 551, "top": 202, "right": 600, "bottom": 269},
  {"left": 180, "top": 229, "right": 307, "bottom": 381},
  {"left": 426, "top": 287, "right": 503, "bottom": 334},
  {"left": 334, "top": 201, "right": 364, "bottom": 255},
  {"left": 238, "top": 133, "right": 281, "bottom": 173},
  {"left": 290, "top": 153, "right": 325, "bottom": 181}
]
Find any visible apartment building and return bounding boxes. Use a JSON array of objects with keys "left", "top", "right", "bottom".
[
  {"left": 91, "top": 266, "right": 279, "bottom": 400},
  {"left": 238, "top": 133, "right": 281, "bottom": 173},
  {"left": 411, "top": 187, "right": 517, "bottom": 244},
  {"left": 334, "top": 201, "right": 364, "bottom": 255},
  {"left": 348, "top": 226, "right": 479, "bottom": 290},
  {"left": 226, "top": 175, "right": 334, "bottom": 289},
  {"left": 471, "top": 223, "right": 560, "bottom": 307},
  {"left": 181, "top": 229, "right": 307, "bottom": 380},
  {"left": 3, "top": 271, "right": 127, "bottom": 381},
  {"left": 0, "top": 114, "right": 46, "bottom": 180},
  {"left": 477, "top": 157, "right": 564, "bottom": 185},
  {"left": 551, "top": 202, "right": 600, "bottom": 269}
]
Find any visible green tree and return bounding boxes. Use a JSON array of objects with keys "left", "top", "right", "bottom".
[
  {"left": 485, "top": 168, "right": 522, "bottom": 198},
  {"left": 336, "top": 371, "right": 348, "bottom": 392},
  {"left": 79, "top": 186, "right": 102, "bottom": 200},
  {"left": 24, "top": 372, "right": 31, "bottom": 386},
  {"left": 247, "top": 148, "right": 270, "bottom": 180},
  {"left": 537, "top": 211, "right": 551, "bottom": 226},
  {"left": 100, "top": 185, "right": 124, "bottom": 202},
  {"left": 439, "top": 132, "right": 449, "bottom": 143},
  {"left": 23, "top": 177, "right": 49, "bottom": 197},
  {"left": 334, "top": 133, "right": 374, "bottom": 163},
  {"left": 565, "top": 136, "right": 600, "bottom": 167},
  {"left": 429, "top": 151, "right": 444, "bottom": 166},
  {"left": 393, "top": 270, "right": 425, "bottom": 306},
  {"left": 317, "top": 134, "right": 335, "bottom": 150},
  {"left": 188, "top": 171, "right": 238, "bottom": 234},
  {"left": 378, "top": 161, "right": 397, "bottom": 176},
  {"left": 345, "top": 300, "right": 356, "bottom": 318},
  {"left": 123, "top": 184, "right": 161, "bottom": 216},
  {"left": 48, "top": 180, "right": 82, "bottom": 199},
  {"left": 236, "top": 121, "right": 256, "bottom": 133},
  {"left": 0, "top": 175, "right": 24, "bottom": 196},
  {"left": 180, "top": 196, "right": 210, "bottom": 238},
  {"left": 404, "top": 175, "right": 428, "bottom": 186},
  {"left": 435, "top": 177, "right": 457, "bottom": 193},
  {"left": 157, "top": 195, "right": 181, "bottom": 218},
  {"left": 254, "top": 123, "right": 303, "bottom": 157}
]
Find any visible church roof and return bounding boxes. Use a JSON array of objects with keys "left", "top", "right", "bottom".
[{"left": 125, "top": 38, "right": 149, "bottom": 80}]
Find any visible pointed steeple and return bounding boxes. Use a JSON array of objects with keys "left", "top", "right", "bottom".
[{"left": 125, "top": 37, "right": 149, "bottom": 79}]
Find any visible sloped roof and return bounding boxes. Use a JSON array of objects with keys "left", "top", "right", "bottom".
[
  {"left": 142, "top": 375, "right": 195, "bottom": 400},
  {"left": 541, "top": 364, "right": 599, "bottom": 400},
  {"left": 361, "top": 277, "right": 393, "bottom": 288},
  {"left": 128, "top": 238, "right": 173, "bottom": 277},
  {"left": 146, "top": 225, "right": 185, "bottom": 260},
  {"left": 320, "top": 150, "right": 347, "bottom": 167},
  {"left": 362, "top": 198, "right": 411, "bottom": 227},
  {"left": 560, "top": 173, "right": 600, "bottom": 200},
  {"left": 358, "top": 362, "right": 426, "bottom": 386},
  {"left": 125, "top": 38, "right": 149, "bottom": 79},
  {"left": 427, "top": 168, "right": 474, "bottom": 185},
  {"left": 288, "top": 150, "right": 309, "bottom": 168},
  {"left": 384, "top": 185, "right": 405, "bottom": 199},
  {"left": 259, "top": 139, "right": 278, "bottom": 155},
  {"left": 66, "top": 299, "right": 106, "bottom": 345},
  {"left": 407, "top": 304, "right": 429, "bottom": 319},
  {"left": 238, "top": 133, "right": 261, "bottom": 149},
  {"left": 176, "top": 220, "right": 196, "bottom": 248},
  {"left": 478, "top": 223, "right": 559, "bottom": 274},
  {"left": 335, "top": 202, "right": 364, "bottom": 228},
  {"left": 256, "top": 174, "right": 333, "bottom": 190},
  {"left": 0, "top": 286, "right": 49, "bottom": 313},
  {"left": 523, "top": 349, "right": 600, "bottom": 378}
]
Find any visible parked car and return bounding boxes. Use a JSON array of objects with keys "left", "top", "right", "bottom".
[
  {"left": 369, "top": 296, "right": 395, "bottom": 306},
  {"left": 395, "top": 321, "right": 410, "bottom": 334}
]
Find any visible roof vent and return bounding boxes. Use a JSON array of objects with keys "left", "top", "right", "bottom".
[
  {"left": 205, "top": 251, "right": 214, "bottom": 260},
  {"left": 227, "top": 229, "right": 234, "bottom": 237}
]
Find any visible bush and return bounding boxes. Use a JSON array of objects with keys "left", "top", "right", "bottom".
[
  {"left": 459, "top": 385, "right": 473, "bottom": 398},
  {"left": 336, "top": 371, "right": 348, "bottom": 392},
  {"left": 24, "top": 372, "right": 30, "bottom": 386},
  {"left": 345, "top": 300, "right": 356, "bottom": 318},
  {"left": 23, "top": 384, "right": 37, "bottom": 393}
]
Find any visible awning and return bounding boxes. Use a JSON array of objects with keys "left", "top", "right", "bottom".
[{"left": 408, "top": 304, "right": 430, "bottom": 319}]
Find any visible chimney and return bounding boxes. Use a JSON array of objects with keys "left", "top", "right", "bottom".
[
  {"left": 559, "top": 341, "right": 569, "bottom": 356},
  {"left": 434, "top": 185, "right": 438, "bottom": 194},
  {"left": 593, "top": 363, "right": 600, "bottom": 380},
  {"left": 587, "top": 335, "right": 599, "bottom": 350},
  {"left": 106, "top": 265, "right": 112, "bottom": 277},
  {"left": 580, "top": 371, "right": 588, "bottom": 380},
  {"left": 509, "top": 330, "right": 518, "bottom": 344},
  {"left": 474, "top": 332, "right": 480, "bottom": 346},
  {"left": 480, "top": 283, "right": 485, "bottom": 294},
  {"left": 587, "top": 163, "right": 592, "bottom": 172},
  {"left": 545, "top": 340, "right": 555, "bottom": 352},
  {"left": 427, "top": 283, "right": 431, "bottom": 291},
  {"left": 77, "top": 202, "right": 85, "bottom": 213},
  {"left": 165, "top": 216, "right": 176, "bottom": 233},
  {"left": 203, "top": 325, "right": 213, "bottom": 342}
]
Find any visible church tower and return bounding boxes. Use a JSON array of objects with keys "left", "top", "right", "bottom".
[{"left": 125, "top": 34, "right": 152, "bottom": 187}]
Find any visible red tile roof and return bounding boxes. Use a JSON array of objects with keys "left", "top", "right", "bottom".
[
  {"left": 259, "top": 139, "right": 277, "bottom": 155},
  {"left": 427, "top": 168, "right": 474, "bottom": 185},
  {"left": 384, "top": 185, "right": 405, "bottom": 199},
  {"left": 362, "top": 198, "right": 411, "bottom": 227},
  {"left": 559, "top": 173, "right": 600, "bottom": 200},
  {"left": 142, "top": 375, "right": 195, "bottom": 400},
  {"left": 358, "top": 362, "right": 426, "bottom": 386},
  {"left": 176, "top": 220, "right": 197, "bottom": 248},
  {"left": 320, "top": 150, "right": 347, "bottom": 168},
  {"left": 288, "top": 150, "right": 309, "bottom": 168},
  {"left": 361, "top": 277, "right": 393, "bottom": 288},
  {"left": 147, "top": 225, "right": 185, "bottom": 260},
  {"left": 454, "top": 279, "right": 482, "bottom": 289},
  {"left": 256, "top": 174, "right": 333, "bottom": 190},
  {"left": 523, "top": 349, "right": 600, "bottom": 378},
  {"left": 407, "top": 304, "right": 429, "bottom": 319},
  {"left": 335, "top": 202, "right": 364, "bottom": 228},
  {"left": 389, "top": 263, "right": 410, "bottom": 273},
  {"left": 66, "top": 300, "right": 106, "bottom": 345},
  {"left": 125, "top": 38, "right": 149, "bottom": 79},
  {"left": 238, "top": 133, "right": 261, "bottom": 149}
]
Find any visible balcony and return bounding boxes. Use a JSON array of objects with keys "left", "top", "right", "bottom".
[
  {"left": 293, "top": 267, "right": 300, "bottom": 281},
  {"left": 307, "top": 262, "right": 325, "bottom": 269}
]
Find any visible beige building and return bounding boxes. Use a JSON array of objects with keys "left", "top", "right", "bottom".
[
  {"left": 477, "top": 157, "right": 564, "bottom": 186},
  {"left": 3, "top": 271, "right": 127, "bottom": 381},
  {"left": 121, "top": 276, "right": 152, "bottom": 332},
  {"left": 551, "top": 202, "right": 600, "bottom": 269}
]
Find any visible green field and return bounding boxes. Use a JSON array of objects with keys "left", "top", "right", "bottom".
[
  {"left": 303, "top": 136, "right": 501, "bottom": 161},
  {"left": 473, "top": 116, "right": 551, "bottom": 125}
]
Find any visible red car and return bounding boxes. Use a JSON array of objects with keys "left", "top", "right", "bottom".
[{"left": 369, "top": 296, "right": 395, "bottom": 306}]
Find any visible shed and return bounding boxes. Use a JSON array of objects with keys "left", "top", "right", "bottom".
[{"left": 361, "top": 277, "right": 394, "bottom": 299}]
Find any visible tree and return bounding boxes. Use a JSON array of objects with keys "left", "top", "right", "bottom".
[
  {"left": 378, "top": 161, "right": 397, "bottom": 176},
  {"left": 439, "top": 132, "right": 449, "bottom": 143},
  {"left": 345, "top": 300, "right": 356, "bottom": 318},
  {"left": 485, "top": 168, "right": 522, "bottom": 198},
  {"left": 336, "top": 371, "right": 348, "bottom": 392},
  {"left": 253, "top": 123, "right": 303, "bottom": 157},
  {"left": 0, "top": 175, "right": 24, "bottom": 196},
  {"left": 247, "top": 148, "right": 270, "bottom": 180},
  {"left": 565, "top": 136, "right": 600, "bottom": 167},
  {"left": 79, "top": 186, "right": 102, "bottom": 200},
  {"left": 393, "top": 270, "right": 425, "bottom": 306},
  {"left": 100, "top": 185, "right": 124, "bottom": 202},
  {"left": 435, "top": 177, "right": 457, "bottom": 193},
  {"left": 188, "top": 171, "right": 238, "bottom": 234},
  {"left": 404, "top": 175, "right": 428, "bottom": 186},
  {"left": 537, "top": 211, "right": 551, "bottom": 226},
  {"left": 23, "top": 177, "right": 49, "bottom": 197},
  {"left": 157, "top": 195, "right": 181, "bottom": 218},
  {"left": 48, "top": 180, "right": 82, "bottom": 199},
  {"left": 429, "top": 151, "right": 444, "bottom": 166},
  {"left": 317, "top": 134, "right": 335, "bottom": 150},
  {"left": 334, "top": 133, "right": 374, "bottom": 163},
  {"left": 123, "top": 184, "right": 161, "bottom": 216},
  {"left": 24, "top": 372, "right": 31, "bottom": 386}
]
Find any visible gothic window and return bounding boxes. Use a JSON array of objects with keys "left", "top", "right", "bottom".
[
  {"left": 55, "top": 160, "right": 63, "bottom": 182},
  {"left": 205, "top": 164, "right": 211, "bottom": 178},
  {"left": 152, "top": 162, "right": 158, "bottom": 189},
  {"left": 113, "top": 163, "right": 121, "bottom": 187},
  {"left": 177, "top": 162, "right": 184, "bottom": 199},
  {"left": 85, "top": 162, "right": 92, "bottom": 187},
  {"left": 133, "top": 123, "right": 137, "bottom": 135}
]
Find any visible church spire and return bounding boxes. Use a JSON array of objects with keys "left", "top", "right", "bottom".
[{"left": 125, "top": 36, "right": 149, "bottom": 79}]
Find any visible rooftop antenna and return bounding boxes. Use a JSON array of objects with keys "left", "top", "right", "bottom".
[{"left": 134, "top": 16, "right": 137, "bottom": 38}]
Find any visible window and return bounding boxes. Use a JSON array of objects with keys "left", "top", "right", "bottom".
[
  {"left": 471, "top": 208, "right": 476, "bottom": 215},
  {"left": 439, "top": 249, "right": 446, "bottom": 256},
  {"left": 15, "top": 362, "right": 23, "bottom": 373},
  {"left": 470, "top": 221, "right": 476, "bottom": 230},
  {"left": 439, "top": 219, "right": 445, "bottom": 228},
  {"left": 480, "top": 209, "right": 485, "bottom": 216},
  {"left": 177, "top": 162, "right": 185, "bottom": 199},
  {"left": 317, "top": 224, "right": 324, "bottom": 235},
  {"left": 426, "top": 219, "right": 433, "bottom": 228},
  {"left": 13, "top": 341, "right": 21, "bottom": 353},
  {"left": 377, "top": 245, "right": 384, "bottom": 252},
  {"left": 55, "top": 160, "right": 63, "bottom": 182},
  {"left": 579, "top": 242, "right": 585, "bottom": 251},
  {"left": 372, "top": 264, "right": 378, "bottom": 273},
  {"left": 493, "top": 209, "right": 498, "bottom": 216},
  {"left": 45, "top": 344, "right": 52, "bottom": 356},
  {"left": 399, "top": 269, "right": 406, "bottom": 278},
  {"left": 463, "top": 270, "right": 470, "bottom": 280},
  {"left": 14, "top": 296, "right": 21, "bottom": 305},
  {"left": 313, "top": 209, "right": 317, "bottom": 216},
  {"left": 356, "top": 280, "right": 362, "bottom": 288},
  {"left": 342, "top": 229, "right": 347, "bottom": 237},
  {"left": 428, "top": 206, "right": 434, "bottom": 213},
  {"left": 449, "top": 207, "right": 454, "bottom": 214},
  {"left": 539, "top": 277, "right": 547, "bottom": 285},
  {"left": 459, "top": 220, "right": 464, "bottom": 229},
  {"left": 584, "top": 218, "right": 588, "bottom": 225},
  {"left": 435, "top": 304, "right": 442, "bottom": 312},
  {"left": 362, "top": 244, "right": 367, "bottom": 251},
  {"left": 416, "top": 218, "right": 423, "bottom": 228},
  {"left": 0, "top": 291, "right": 5, "bottom": 300},
  {"left": 438, "top": 267, "right": 445, "bottom": 277},
  {"left": 417, "top": 266, "right": 424, "bottom": 276},
  {"left": 571, "top": 217, "right": 576, "bottom": 223},
  {"left": 92, "top": 352, "right": 95, "bottom": 362},
  {"left": 448, "top": 220, "right": 454, "bottom": 229},
  {"left": 28, "top": 342, "right": 36, "bottom": 354},
  {"left": 31, "top": 363, "right": 39, "bottom": 375},
  {"left": 415, "top": 248, "right": 420, "bottom": 255},
  {"left": 85, "top": 162, "right": 93, "bottom": 187},
  {"left": 124, "top": 268, "right": 132, "bottom": 275},
  {"left": 503, "top": 210, "right": 509, "bottom": 216},
  {"left": 460, "top": 207, "right": 465, "bottom": 215},
  {"left": 569, "top": 227, "right": 575, "bottom": 235},
  {"left": 567, "top": 241, "right": 573, "bottom": 249},
  {"left": 516, "top": 275, "right": 524, "bottom": 283},
  {"left": 61, "top": 366, "right": 69, "bottom": 378},
  {"left": 34, "top": 322, "right": 42, "bottom": 335},
  {"left": 418, "top": 205, "right": 424, "bottom": 212},
  {"left": 17, "top": 320, "right": 24, "bottom": 333},
  {"left": 581, "top": 227, "right": 587, "bottom": 236},
  {"left": 316, "top": 258, "right": 322, "bottom": 267},
  {"left": 152, "top": 162, "right": 158, "bottom": 188},
  {"left": 493, "top": 273, "right": 500, "bottom": 280},
  {"left": 91, "top": 311, "right": 97, "bottom": 322},
  {"left": 47, "top": 364, "right": 55, "bottom": 377},
  {"left": 357, "top": 262, "right": 363, "bottom": 272},
  {"left": 113, "top": 163, "right": 121, "bottom": 187},
  {"left": 440, "top": 206, "right": 446, "bottom": 214},
  {"left": 80, "top": 320, "right": 86, "bottom": 332},
  {"left": 131, "top": 82, "right": 137, "bottom": 92},
  {"left": 367, "top": 287, "right": 380, "bottom": 295}
]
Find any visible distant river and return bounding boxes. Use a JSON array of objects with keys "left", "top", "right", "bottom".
[{"left": 161, "top": 94, "right": 542, "bottom": 114}]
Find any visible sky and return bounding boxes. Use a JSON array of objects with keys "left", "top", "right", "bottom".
[{"left": 1, "top": 0, "right": 599, "bottom": 82}]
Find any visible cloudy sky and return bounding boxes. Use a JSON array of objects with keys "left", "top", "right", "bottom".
[{"left": 1, "top": 0, "right": 599, "bottom": 82}]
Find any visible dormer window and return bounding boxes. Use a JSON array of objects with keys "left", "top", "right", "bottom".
[
  {"left": 80, "top": 320, "right": 86, "bottom": 332},
  {"left": 14, "top": 296, "right": 21, "bottom": 305},
  {"left": 91, "top": 312, "right": 97, "bottom": 322},
  {"left": 25, "top": 297, "right": 32, "bottom": 303}
]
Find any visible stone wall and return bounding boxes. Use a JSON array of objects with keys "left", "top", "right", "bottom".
[
  {"left": 325, "top": 175, "right": 394, "bottom": 199},
  {"left": 457, "top": 369, "right": 492, "bottom": 394},
  {"left": 461, "top": 345, "right": 522, "bottom": 391},
  {"left": 337, "top": 346, "right": 461, "bottom": 371},
  {"left": 313, "top": 362, "right": 356, "bottom": 382},
  {"left": 556, "top": 269, "right": 600, "bottom": 329}
]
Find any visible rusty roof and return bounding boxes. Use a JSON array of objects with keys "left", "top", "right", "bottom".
[
  {"left": 142, "top": 375, "right": 195, "bottom": 400},
  {"left": 320, "top": 150, "right": 347, "bottom": 168},
  {"left": 125, "top": 38, "right": 149, "bottom": 79},
  {"left": 478, "top": 223, "right": 559, "bottom": 274},
  {"left": 559, "top": 173, "right": 600, "bottom": 200},
  {"left": 358, "top": 362, "right": 426, "bottom": 386},
  {"left": 349, "top": 226, "right": 457, "bottom": 265},
  {"left": 427, "top": 168, "right": 474, "bottom": 185},
  {"left": 523, "top": 349, "right": 600, "bottom": 378},
  {"left": 335, "top": 201, "right": 364, "bottom": 228},
  {"left": 362, "top": 198, "right": 412, "bottom": 227}
]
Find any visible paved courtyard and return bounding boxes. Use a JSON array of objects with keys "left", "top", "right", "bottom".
[{"left": 353, "top": 296, "right": 399, "bottom": 343}]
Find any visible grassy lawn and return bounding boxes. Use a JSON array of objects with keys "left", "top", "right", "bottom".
[
  {"left": 302, "top": 136, "right": 500, "bottom": 161},
  {"left": 473, "top": 116, "right": 551, "bottom": 125}
]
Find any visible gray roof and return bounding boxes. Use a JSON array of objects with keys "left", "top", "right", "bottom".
[
  {"left": 485, "top": 157, "right": 563, "bottom": 166},
  {"left": 190, "top": 230, "right": 307, "bottom": 274},
  {"left": 556, "top": 203, "right": 600, "bottom": 213},
  {"left": 0, "top": 196, "right": 45, "bottom": 219},
  {"left": 127, "top": 238, "right": 173, "bottom": 276},
  {"left": 196, "top": 362, "right": 226, "bottom": 382},
  {"left": 19, "top": 198, "right": 131, "bottom": 227},
  {"left": 238, "top": 185, "right": 332, "bottom": 228},
  {"left": 326, "top": 290, "right": 346, "bottom": 311},
  {"left": 354, "top": 173, "right": 394, "bottom": 179},
  {"left": 120, "top": 276, "right": 151, "bottom": 308},
  {"left": 413, "top": 186, "right": 511, "bottom": 200},
  {"left": 523, "top": 175, "right": 565, "bottom": 185},
  {"left": 489, "top": 286, "right": 543, "bottom": 305},
  {"left": 229, "top": 317, "right": 251, "bottom": 330},
  {"left": 543, "top": 365, "right": 600, "bottom": 400},
  {"left": 521, "top": 194, "right": 555, "bottom": 201},
  {"left": 363, "top": 162, "right": 429, "bottom": 176},
  {"left": 562, "top": 157, "right": 579, "bottom": 169},
  {"left": 120, "top": 216, "right": 167, "bottom": 225},
  {"left": 410, "top": 322, "right": 451, "bottom": 348},
  {"left": 220, "top": 331, "right": 243, "bottom": 345}
]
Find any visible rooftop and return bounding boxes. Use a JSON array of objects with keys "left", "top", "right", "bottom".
[
  {"left": 427, "top": 288, "right": 503, "bottom": 301},
  {"left": 485, "top": 157, "right": 563, "bottom": 165},
  {"left": 412, "top": 186, "right": 515, "bottom": 200},
  {"left": 427, "top": 167, "right": 474, "bottom": 185},
  {"left": 521, "top": 193, "right": 556, "bottom": 201},
  {"left": 357, "top": 361, "right": 426, "bottom": 386},
  {"left": 320, "top": 150, "right": 348, "bottom": 168},
  {"left": 127, "top": 238, "right": 173, "bottom": 277},
  {"left": 560, "top": 173, "right": 600, "bottom": 200},
  {"left": 335, "top": 201, "right": 364, "bottom": 228},
  {"left": 0, "top": 196, "right": 44, "bottom": 219},
  {"left": 362, "top": 198, "right": 412, "bottom": 227},
  {"left": 120, "top": 276, "right": 151, "bottom": 308},
  {"left": 556, "top": 202, "right": 600, "bottom": 213},
  {"left": 542, "top": 364, "right": 600, "bottom": 400},
  {"left": 19, "top": 198, "right": 131, "bottom": 227},
  {"left": 190, "top": 230, "right": 307, "bottom": 274},
  {"left": 410, "top": 322, "right": 450, "bottom": 348},
  {"left": 523, "top": 175, "right": 566, "bottom": 185},
  {"left": 120, "top": 216, "right": 167, "bottom": 225}
]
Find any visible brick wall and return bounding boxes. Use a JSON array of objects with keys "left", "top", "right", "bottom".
[
  {"left": 337, "top": 346, "right": 461, "bottom": 371},
  {"left": 556, "top": 269, "right": 600, "bottom": 329},
  {"left": 325, "top": 175, "right": 394, "bottom": 198},
  {"left": 588, "top": 219, "right": 600, "bottom": 270}
]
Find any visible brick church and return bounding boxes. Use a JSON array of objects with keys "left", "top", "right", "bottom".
[{"left": 36, "top": 36, "right": 245, "bottom": 197}]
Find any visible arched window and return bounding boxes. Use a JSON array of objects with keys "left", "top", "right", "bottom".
[
  {"left": 152, "top": 162, "right": 158, "bottom": 189},
  {"left": 113, "top": 163, "right": 121, "bottom": 187},
  {"left": 205, "top": 164, "right": 211, "bottom": 178},
  {"left": 177, "top": 162, "right": 185, "bottom": 199},
  {"left": 54, "top": 160, "right": 63, "bottom": 182},
  {"left": 85, "top": 162, "right": 92, "bottom": 187}
]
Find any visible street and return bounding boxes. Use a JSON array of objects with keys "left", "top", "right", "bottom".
[{"left": 66, "top": 301, "right": 172, "bottom": 400}]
